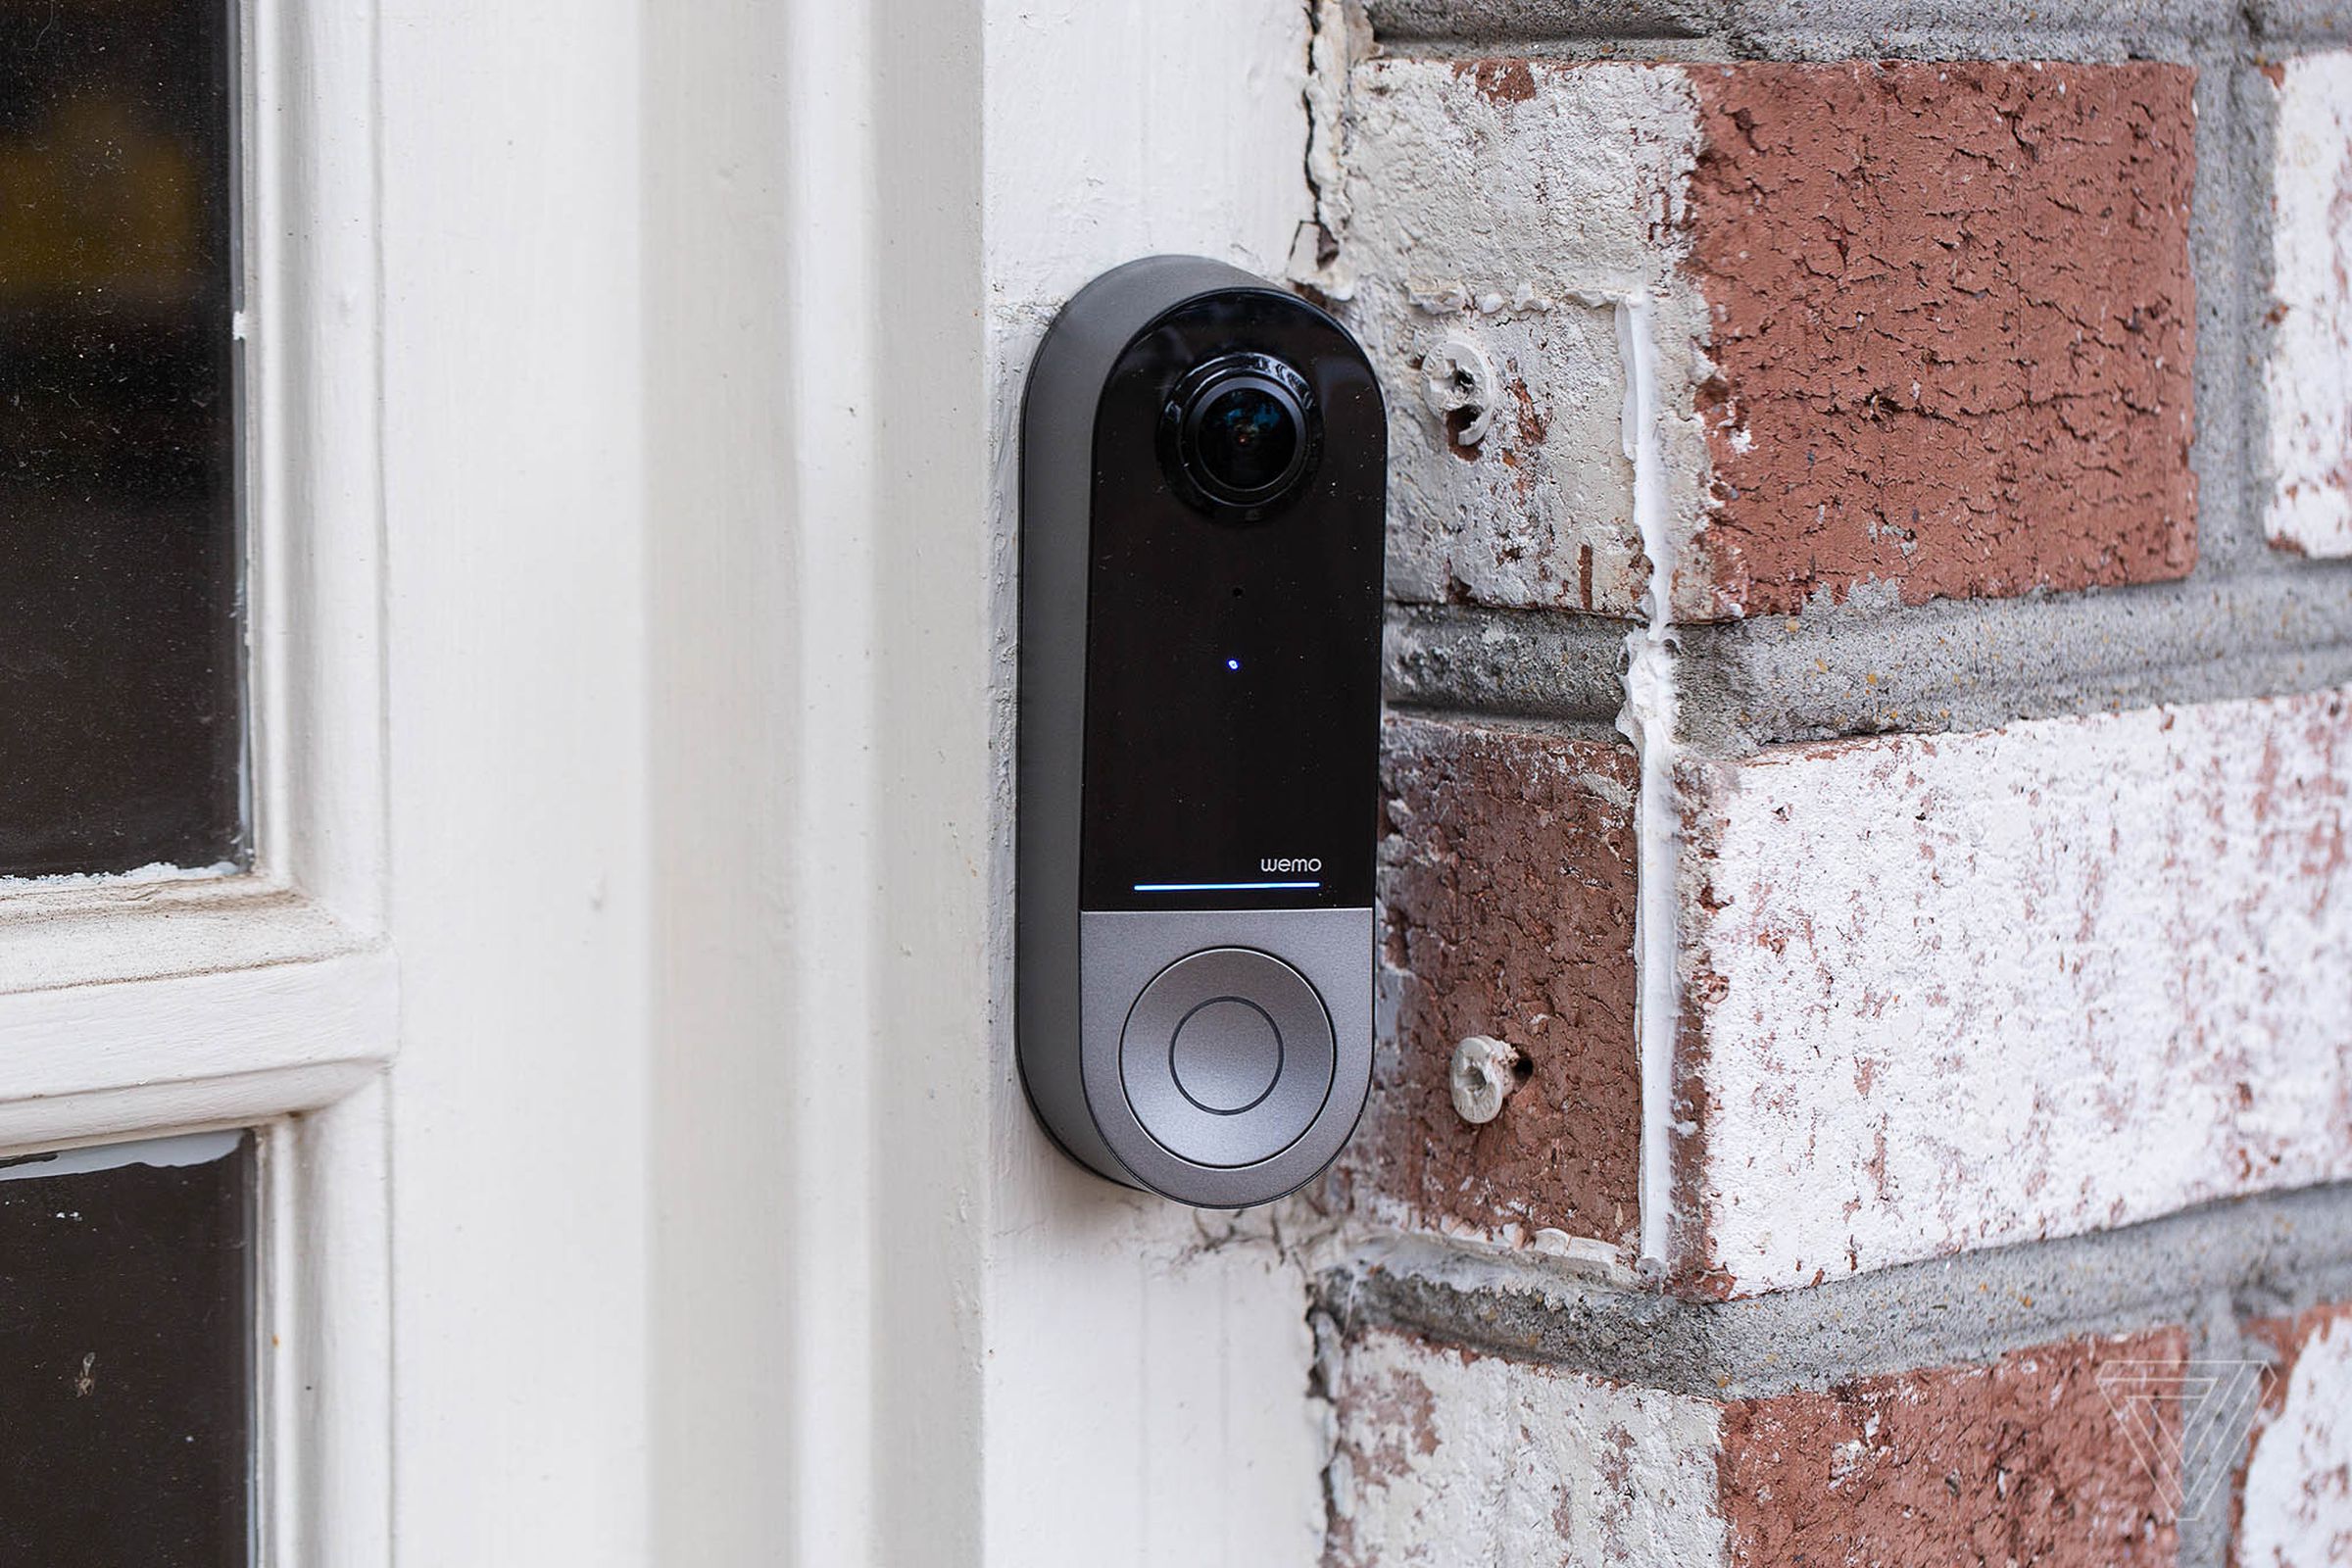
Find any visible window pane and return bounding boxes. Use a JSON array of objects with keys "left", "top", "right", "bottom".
[
  {"left": 0, "top": 0, "right": 241, "bottom": 878},
  {"left": 0, "top": 1131, "right": 254, "bottom": 1564}
]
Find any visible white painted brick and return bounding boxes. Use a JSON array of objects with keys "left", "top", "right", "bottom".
[
  {"left": 1379, "top": 299, "right": 1649, "bottom": 614},
  {"left": 1322, "top": 1326, "right": 1726, "bottom": 1567},
  {"left": 1677, "top": 687, "right": 2352, "bottom": 1296},
  {"left": 2243, "top": 1306, "right": 2352, "bottom": 1568},
  {"left": 2266, "top": 53, "right": 2352, "bottom": 559},
  {"left": 1335, "top": 60, "right": 1713, "bottom": 618}
]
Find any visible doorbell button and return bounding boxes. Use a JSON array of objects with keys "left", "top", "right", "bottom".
[
  {"left": 1169, "top": 998, "right": 1283, "bottom": 1113},
  {"left": 1119, "top": 948, "right": 1334, "bottom": 1169}
]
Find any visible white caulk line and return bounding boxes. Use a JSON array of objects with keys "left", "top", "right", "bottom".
[{"left": 1617, "top": 290, "right": 1680, "bottom": 1274}]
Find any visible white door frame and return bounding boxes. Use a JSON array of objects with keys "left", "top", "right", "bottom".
[
  {"left": 0, "top": 1, "right": 1352, "bottom": 1561},
  {"left": 377, "top": 0, "right": 653, "bottom": 1557},
  {"left": 642, "top": 1, "right": 1341, "bottom": 1562}
]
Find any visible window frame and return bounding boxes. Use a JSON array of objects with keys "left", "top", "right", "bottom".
[{"left": 0, "top": 0, "right": 392, "bottom": 1559}]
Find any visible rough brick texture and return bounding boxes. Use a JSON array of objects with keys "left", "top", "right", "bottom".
[
  {"left": 2265, "top": 51, "right": 2352, "bottom": 559},
  {"left": 1324, "top": 1324, "right": 2187, "bottom": 1567},
  {"left": 1337, "top": 715, "right": 1640, "bottom": 1252},
  {"left": 1675, "top": 685, "right": 2352, "bottom": 1297},
  {"left": 1688, "top": 62, "right": 2198, "bottom": 613},
  {"left": 1322, "top": 1327, "right": 1724, "bottom": 1566},
  {"left": 2239, "top": 1302, "right": 2352, "bottom": 1567},
  {"left": 1308, "top": 26, "right": 2349, "bottom": 1568},
  {"left": 1336, "top": 57, "right": 2199, "bottom": 619},
  {"left": 1338, "top": 60, "right": 1699, "bottom": 618}
]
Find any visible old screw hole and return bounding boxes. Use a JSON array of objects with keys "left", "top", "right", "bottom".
[{"left": 1420, "top": 331, "right": 1495, "bottom": 450}]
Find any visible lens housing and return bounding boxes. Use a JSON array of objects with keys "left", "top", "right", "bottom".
[{"left": 1159, "top": 353, "right": 1321, "bottom": 522}]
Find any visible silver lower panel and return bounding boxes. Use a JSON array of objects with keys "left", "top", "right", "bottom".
[{"left": 1079, "top": 906, "right": 1372, "bottom": 1207}]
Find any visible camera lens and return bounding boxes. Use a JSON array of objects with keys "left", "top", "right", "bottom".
[
  {"left": 1192, "top": 385, "right": 1299, "bottom": 496},
  {"left": 1163, "top": 353, "right": 1320, "bottom": 521}
]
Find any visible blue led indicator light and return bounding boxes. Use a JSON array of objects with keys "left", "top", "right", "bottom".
[
  {"left": 1225, "top": 658, "right": 1241, "bottom": 671},
  {"left": 1132, "top": 879, "right": 1321, "bottom": 893}
]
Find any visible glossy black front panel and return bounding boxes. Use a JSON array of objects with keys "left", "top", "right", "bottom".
[{"left": 1079, "top": 291, "right": 1384, "bottom": 912}]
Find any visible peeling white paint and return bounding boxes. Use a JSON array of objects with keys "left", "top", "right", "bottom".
[
  {"left": 1681, "top": 688, "right": 2352, "bottom": 1295},
  {"left": 1289, "top": 0, "right": 1369, "bottom": 297},
  {"left": 2242, "top": 1311, "right": 2352, "bottom": 1568},
  {"left": 1332, "top": 60, "right": 1713, "bottom": 618},
  {"left": 1325, "top": 1327, "right": 1726, "bottom": 1567},
  {"left": 2266, "top": 53, "right": 2352, "bottom": 559},
  {"left": 0, "top": 859, "right": 240, "bottom": 892}
]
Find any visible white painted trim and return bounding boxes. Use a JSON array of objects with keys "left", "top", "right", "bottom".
[
  {"left": 245, "top": 2, "right": 396, "bottom": 1548},
  {"left": 267, "top": 1083, "right": 392, "bottom": 1568},
  {"left": 0, "top": 950, "right": 395, "bottom": 1142},
  {"left": 0, "top": 880, "right": 368, "bottom": 994},
  {"left": 377, "top": 0, "right": 649, "bottom": 1555},
  {"left": 643, "top": 1, "right": 1335, "bottom": 1560},
  {"left": 644, "top": 0, "right": 881, "bottom": 1554},
  {"left": 0, "top": 1064, "right": 379, "bottom": 1168},
  {"left": 242, "top": 0, "right": 389, "bottom": 936}
]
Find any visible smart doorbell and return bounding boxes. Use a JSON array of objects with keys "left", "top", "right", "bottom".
[{"left": 1017, "top": 256, "right": 1386, "bottom": 1207}]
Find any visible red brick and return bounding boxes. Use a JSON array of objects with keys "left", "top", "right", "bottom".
[
  {"left": 1335, "top": 715, "right": 1640, "bottom": 1251},
  {"left": 1721, "top": 1331, "right": 2186, "bottom": 1567},
  {"left": 1686, "top": 61, "right": 2199, "bottom": 614}
]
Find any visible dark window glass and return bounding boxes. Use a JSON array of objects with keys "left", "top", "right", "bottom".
[
  {"left": 0, "top": 0, "right": 242, "bottom": 877},
  {"left": 0, "top": 1131, "right": 254, "bottom": 1564}
]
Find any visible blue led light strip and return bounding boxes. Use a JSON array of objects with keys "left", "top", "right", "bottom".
[{"left": 1132, "top": 880, "right": 1321, "bottom": 893}]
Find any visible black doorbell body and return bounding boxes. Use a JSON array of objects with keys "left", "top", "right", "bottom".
[{"left": 1018, "top": 256, "right": 1386, "bottom": 1208}]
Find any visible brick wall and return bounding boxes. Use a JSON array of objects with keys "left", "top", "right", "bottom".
[{"left": 1307, "top": 2, "right": 2352, "bottom": 1562}]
